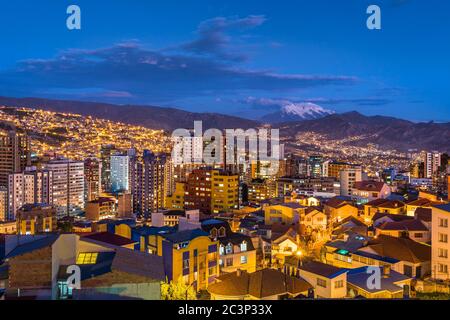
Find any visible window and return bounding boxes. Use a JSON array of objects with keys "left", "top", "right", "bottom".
[
  {"left": 226, "top": 258, "right": 233, "bottom": 267},
  {"left": 413, "top": 233, "right": 423, "bottom": 238},
  {"left": 438, "top": 248, "right": 448, "bottom": 258},
  {"left": 240, "top": 255, "right": 247, "bottom": 265},
  {"left": 219, "top": 227, "right": 226, "bottom": 237},
  {"left": 210, "top": 228, "right": 217, "bottom": 238},
  {"left": 438, "top": 264, "right": 448, "bottom": 274},
  {"left": 76, "top": 253, "right": 98, "bottom": 264},
  {"left": 335, "top": 280, "right": 344, "bottom": 289},
  {"left": 404, "top": 265, "right": 413, "bottom": 277},
  {"left": 219, "top": 245, "right": 225, "bottom": 255},
  {"left": 317, "top": 278, "right": 327, "bottom": 288},
  {"left": 183, "top": 258, "right": 190, "bottom": 270},
  {"left": 439, "top": 233, "right": 448, "bottom": 243},
  {"left": 225, "top": 243, "right": 233, "bottom": 255},
  {"left": 439, "top": 218, "right": 448, "bottom": 228},
  {"left": 240, "top": 241, "right": 247, "bottom": 252},
  {"left": 208, "top": 266, "right": 216, "bottom": 276}
]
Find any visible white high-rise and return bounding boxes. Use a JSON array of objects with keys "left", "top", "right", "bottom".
[
  {"left": 43, "top": 159, "right": 84, "bottom": 217},
  {"left": 111, "top": 153, "right": 130, "bottom": 193},
  {"left": 7, "top": 168, "right": 53, "bottom": 220},
  {"left": 340, "top": 167, "right": 362, "bottom": 197},
  {"left": 425, "top": 152, "right": 441, "bottom": 178}
]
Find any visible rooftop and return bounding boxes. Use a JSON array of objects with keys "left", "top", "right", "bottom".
[
  {"left": 208, "top": 269, "right": 312, "bottom": 298},
  {"left": 299, "top": 261, "right": 347, "bottom": 279},
  {"left": 82, "top": 232, "right": 137, "bottom": 247}
]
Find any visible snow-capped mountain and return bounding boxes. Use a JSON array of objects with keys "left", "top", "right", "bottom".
[{"left": 261, "top": 101, "right": 335, "bottom": 123}]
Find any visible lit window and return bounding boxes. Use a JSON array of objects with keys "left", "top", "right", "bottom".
[
  {"left": 76, "top": 253, "right": 98, "bottom": 264},
  {"left": 240, "top": 255, "right": 247, "bottom": 264},
  {"left": 240, "top": 241, "right": 247, "bottom": 252}
]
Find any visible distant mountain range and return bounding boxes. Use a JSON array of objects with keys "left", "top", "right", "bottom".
[
  {"left": 0, "top": 96, "right": 258, "bottom": 131},
  {"left": 0, "top": 96, "right": 449, "bottom": 152},
  {"left": 279, "top": 111, "right": 450, "bottom": 152},
  {"left": 261, "top": 102, "right": 334, "bottom": 123}
]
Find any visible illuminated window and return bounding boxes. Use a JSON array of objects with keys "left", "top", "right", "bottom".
[{"left": 76, "top": 253, "right": 98, "bottom": 264}]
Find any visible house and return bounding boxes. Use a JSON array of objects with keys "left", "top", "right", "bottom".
[
  {"left": 201, "top": 219, "right": 257, "bottom": 273},
  {"left": 297, "top": 260, "right": 348, "bottom": 299},
  {"left": 406, "top": 198, "right": 445, "bottom": 217},
  {"left": 208, "top": 268, "right": 312, "bottom": 300},
  {"left": 1, "top": 234, "right": 164, "bottom": 300},
  {"left": 363, "top": 199, "right": 406, "bottom": 223},
  {"left": 346, "top": 266, "right": 412, "bottom": 299},
  {"left": 357, "top": 234, "right": 431, "bottom": 278},
  {"left": 324, "top": 232, "right": 368, "bottom": 268},
  {"left": 302, "top": 207, "right": 327, "bottom": 231},
  {"left": 375, "top": 219, "right": 431, "bottom": 243},
  {"left": 270, "top": 226, "right": 301, "bottom": 268},
  {"left": 372, "top": 212, "right": 414, "bottom": 228},
  {"left": 352, "top": 181, "right": 391, "bottom": 204},
  {"left": 332, "top": 216, "right": 367, "bottom": 238},
  {"left": 159, "top": 229, "right": 219, "bottom": 291},
  {"left": 324, "top": 197, "right": 359, "bottom": 223},
  {"left": 264, "top": 203, "right": 305, "bottom": 225}
]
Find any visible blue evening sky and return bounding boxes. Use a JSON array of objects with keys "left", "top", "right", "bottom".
[{"left": 0, "top": 0, "right": 448, "bottom": 121}]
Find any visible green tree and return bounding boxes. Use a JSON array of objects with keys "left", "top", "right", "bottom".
[{"left": 161, "top": 276, "right": 197, "bottom": 300}]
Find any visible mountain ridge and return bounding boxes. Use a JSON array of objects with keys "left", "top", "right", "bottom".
[{"left": 0, "top": 96, "right": 448, "bottom": 152}]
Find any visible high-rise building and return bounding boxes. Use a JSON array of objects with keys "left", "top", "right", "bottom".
[
  {"left": 100, "top": 144, "right": 116, "bottom": 192},
  {"left": 425, "top": 152, "right": 441, "bottom": 178},
  {"left": 117, "top": 192, "right": 133, "bottom": 218},
  {"left": 129, "top": 151, "right": 168, "bottom": 218},
  {"left": 308, "top": 155, "right": 323, "bottom": 178},
  {"left": 0, "top": 186, "right": 7, "bottom": 221},
  {"left": 110, "top": 153, "right": 130, "bottom": 193},
  {"left": 324, "top": 161, "right": 361, "bottom": 179},
  {"left": 185, "top": 168, "right": 212, "bottom": 214},
  {"left": 340, "top": 167, "right": 363, "bottom": 197},
  {"left": 185, "top": 168, "right": 239, "bottom": 214},
  {"left": 43, "top": 159, "right": 84, "bottom": 217},
  {"left": 0, "top": 130, "right": 31, "bottom": 187},
  {"left": 7, "top": 168, "right": 53, "bottom": 221},
  {"left": 84, "top": 157, "right": 102, "bottom": 202}
]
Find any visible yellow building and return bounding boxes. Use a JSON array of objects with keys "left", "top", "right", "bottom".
[
  {"left": 16, "top": 204, "right": 57, "bottom": 235},
  {"left": 165, "top": 182, "right": 186, "bottom": 210},
  {"left": 363, "top": 199, "right": 405, "bottom": 223},
  {"left": 160, "top": 229, "right": 219, "bottom": 291},
  {"left": 0, "top": 220, "right": 17, "bottom": 234},
  {"left": 264, "top": 203, "right": 305, "bottom": 225},
  {"left": 85, "top": 197, "right": 116, "bottom": 222},
  {"left": 211, "top": 170, "right": 239, "bottom": 214},
  {"left": 324, "top": 197, "right": 359, "bottom": 223},
  {"left": 247, "top": 178, "right": 276, "bottom": 203},
  {"left": 201, "top": 219, "right": 257, "bottom": 273}
]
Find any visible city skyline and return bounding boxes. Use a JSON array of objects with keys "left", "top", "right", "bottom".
[{"left": 0, "top": 0, "right": 449, "bottom": 122}]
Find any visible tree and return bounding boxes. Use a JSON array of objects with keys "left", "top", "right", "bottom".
[{"left": 160, "top": 276, "right": 197, "bottom": 300}]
